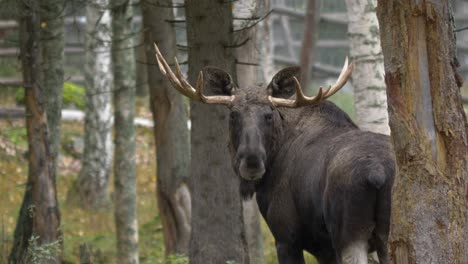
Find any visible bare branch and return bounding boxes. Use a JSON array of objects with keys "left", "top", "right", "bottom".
[
  {"left": 165, "top": 19, "right": 186, "bottom": 24},
  {"left": 235, "top": 60, "right": 260, "bottom": 66},
  {"left": 454, "top": 26, "right": 468, "bottom": 33},
  {"left": 224, "top": 38, "right": 250, "bottom": 48},
  {"left": 233, "top": 9, "right": 273, "bottom": 33},
  {"left": 141, "top": 0, "right": 185, "bottom": 8}
]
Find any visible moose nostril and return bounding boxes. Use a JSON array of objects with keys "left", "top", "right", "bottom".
[{"left": 245, "top": 155, "right": 261, "bottom": 168}]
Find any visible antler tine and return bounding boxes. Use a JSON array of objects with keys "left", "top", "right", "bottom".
[
  {"left": 154, "top": 43, "right": 235, "bottom": 106},
  {"left": 269, "top": 57, "right": 353, "bottom": 108},
  {"left": 153, "top": 43, "right": 167, "bottom": 75},
  {"left": 195, "top": 71, "right": 206, "bottom": 102},
  {"left": 174, "top": 57, "right": 197, "bottom": 95},
  {"left": 154, "top": 43, "right": 193, "bottom": 98},
  {"left": 322, "top": 57, "right": 354, "bottom": 98},
  {"left": 293, "top": 77, "right": 325, "bottom": 106},
  {"left": 269, "top": 77, "right": 324, "bottom": 107}
]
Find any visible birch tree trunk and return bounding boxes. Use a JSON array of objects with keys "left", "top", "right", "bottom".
[
  {"left": 257, "top": 0, "right": 275, "bottom": 84},
  {"left": 76, "top": 0, "right": 114, "bottom": 210},
  {"left": 376, "top": 1, "right": 468, "bottom": 263},
  {"left": 111, "top": 0, "right": 139, "bottom": 263},
  {"left": 345, "top": 0, "right": 390, "bottom": 135},
  {"left": 233, "top": 1, "right": 264, "bottom": 263},
  {"left": 186, "top": 0, "right": 249, "bottom": 263},
  {"left": 9, "top": 0, "right": 64, "bottom": 262},
  {"left": 141, "top": 0, "right": 191, "bottom": 256}
]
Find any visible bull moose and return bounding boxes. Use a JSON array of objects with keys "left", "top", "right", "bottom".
[{"left": 154, "top": 44, "right": 395, "bottom": 264}]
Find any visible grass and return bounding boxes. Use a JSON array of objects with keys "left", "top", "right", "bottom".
[{"left": 0, "top": 90, "right": 327, "bottom": 264}]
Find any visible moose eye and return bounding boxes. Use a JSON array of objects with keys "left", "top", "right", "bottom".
[{"left": 264, "top": 113, "right": 273, "bottom": 123}]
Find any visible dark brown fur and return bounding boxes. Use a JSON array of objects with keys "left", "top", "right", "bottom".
[{"left": 204, "top": 66, "right": 395, "bottom": 264}]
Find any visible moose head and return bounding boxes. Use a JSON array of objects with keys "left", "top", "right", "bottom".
[{"left": 153, "top": 44, "right": 353, "bottom": 184}]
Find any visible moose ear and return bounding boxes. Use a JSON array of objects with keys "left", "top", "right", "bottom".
[
  {"left": 267, "top": 66, "right": 301, "bottom": 99},
  {"left": 202, "top": 66, "right": 236, "bottom": 96}
]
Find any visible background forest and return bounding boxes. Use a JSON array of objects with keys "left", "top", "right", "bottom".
[{"left": 0, "top": 0, "right": 467, "bottom": 263}]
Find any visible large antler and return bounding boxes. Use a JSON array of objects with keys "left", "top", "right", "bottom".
[
  {"left": 268, "top": 58, "right": 354, "bottom": 108},
  {"left": 154, "top": 43, "right": 235, "bottom": 105}
]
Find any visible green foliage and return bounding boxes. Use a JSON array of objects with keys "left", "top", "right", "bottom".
[
  {"left": 0, "top": 58, "right": 19, "bottom": 77},
  {"left": 26, "top": 235, "right": 62, "bottom": 264},
  {"left": 328, "top": 91, "right": 356, "bottom": 121},
  {"left": 15, "top": 82, "right": 86, "bottom": 110},
  {"left": 307, "top": 80, "right": 356, "bottom": 121},
  {"left": 167, "top": 254, "right": 189, "bottom": 264},
  {"left": 0, "top": 126, "right": 27, "bottom": 147},
  {"left": 62, "top": 82, "right": 86, "bottom": 110}
]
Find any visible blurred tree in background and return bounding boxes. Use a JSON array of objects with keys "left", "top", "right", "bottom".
[
  {"left": 111, "top": 0, "right": 139, "bottom": 262},
  {"left": 9, "top": 0, "right": 65, "bottom": 262},
  {"left": 141, "top": 0, "right": 191, "bottom": 257},
  {"left": 74, "top": 0, "right": 114, "bottom": 210}
]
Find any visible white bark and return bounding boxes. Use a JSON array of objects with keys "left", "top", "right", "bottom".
[
  {"left": 256, "top": 0, "right": 275, "bottom": 84},
  {"left": 77, "top": 0, "right": 114, "bottom": 209},
  {"left": 345, "top": 0, "right": 390, "bottom": 135}
]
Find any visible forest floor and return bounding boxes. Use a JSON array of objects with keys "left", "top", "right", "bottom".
[
  {"left": 0, "top": 92, "right": 320, "bottom": 264},
  {"left": 4, "top": 82, "right": 466, "bottom": 263}
]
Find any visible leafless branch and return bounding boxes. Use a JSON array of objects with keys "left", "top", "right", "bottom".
[
  {"left": 136, "top": 59, "right": 187, "bottom": 66},
  {"left": 165, "top": 19, "right": 186, "bottom": 24},
  {"left": 232, "top": 9, "right": 273, "bottom": 33},
  {"left": 454, "top": 26, "right": 468, "bottom": 33},
  {"left": 224, "top": 38, "right": 250, "bottom": 48},
  {"left": 235, "top": 60, "right": 260, "bottom": 66},
  {"left": 176, "top": 44, "right": 188, "bottom": 50},
  {"left": 141, "top": 0, "right": 185, "bottom": 8},
  {"left": 233, "top": 16, "right": 261, "bottom": 21}
]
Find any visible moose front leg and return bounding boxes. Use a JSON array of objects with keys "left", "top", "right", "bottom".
[{"left": 276, "top": 242, "right": 305, "bottom": 264}]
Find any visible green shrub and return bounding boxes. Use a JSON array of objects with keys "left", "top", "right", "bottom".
[{"left": 15, "top": 82, "right": 85, "bottom": 110}]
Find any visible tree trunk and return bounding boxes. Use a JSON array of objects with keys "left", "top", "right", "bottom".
[
  {"left": 455, "top": 0, "right": 468, "bottom": 82},
  {"left": 41, "top": 0, "right": 65, "bottom": 171},
  {"left": 76, "top": 0, "right": 114, "bottom": 210},
  {"left": 141, "top": 0, "right": 191, "bottom": 256},
  {"left": 345, "top": 0, "right": 389, "bottom": 135},
  {"left": 257, "top": 0, "right": 275, "bottom": 84},
  {"left": 299, "top": 0, "right": 318, "bottom": 87},
  {"left": 185, "top": 0, "right": 249, "bottom": 263},
  {"left": 233, "top": 1, "right": 264, "bottom": 263},
  {"left": 111, "top": 0, "right": 139, "bottom": 263},
  {"left": 376, "top": 1, "right": 468, "bottom": 263},
  {"left": 9, "top": 0, "right": 63, "bottom": 262},
  {"left": 135, "top": 31, "right": 149, "bottom": 97}
]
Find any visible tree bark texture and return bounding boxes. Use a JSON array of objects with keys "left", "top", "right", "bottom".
[
  {"left": 9, "top": 0, "right": 63, "bottom": 262},
  {"left": 233, "top": 1, "right": 265, "bottom": 263},
  {"left": 299, "top": 0, "right": 318, "bottom": 87},
  {"left": 257, "top": 0, "right": 275, "bottom": 84},
  {"left": 185, "top": 0, "right": 249, "bottom": 263},
  {"left": 41, "top": 0, "right": 65, "bottom": 172},
  {"left": 455, "top": 0, "right": 468, "bottom": 81},
  {"left": 345, "top": 0, "right": 390, "bottom": 135},
  {"left": 377, "top": 1, "right": 468, "bottom": 263},
  {"left": 135, "top": 31, "right": 149, "bottom": 97},
  {"left": 77, "top": 0, "right": 114, "bottom": 210},
  {"left": 141, "top": 0, "right": 191, "bottom": 256},
  {"left": 111, "top": 0, "right": 139, "bottom": 263}
]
